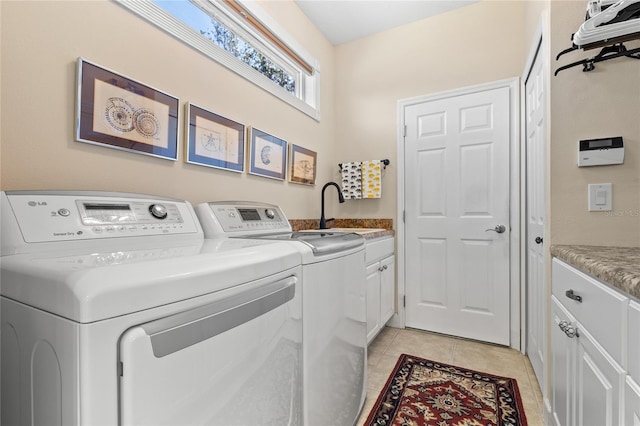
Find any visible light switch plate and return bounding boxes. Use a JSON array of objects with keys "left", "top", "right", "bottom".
[{"left": 588, "top": 183, "right": 612, "bottom": 211}]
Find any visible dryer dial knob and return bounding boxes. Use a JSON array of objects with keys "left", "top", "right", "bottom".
[
  {"left": 149, "top": 204, "right": 168, "bottom": 219},
  {"left": 265, "top": 208, "right": 276, "bottom": 219}
]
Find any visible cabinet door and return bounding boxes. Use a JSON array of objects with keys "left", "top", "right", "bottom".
[
  {"left": 629, "top": 300, "right": 640, "bottom": 383},
  {"left": 574, "top": 324, "right": 625, "bottom": 426},
  {"left": 551, "top": 297, "right": 575, "bottom": 426},
  {"left": 625, "top": 377, "right": 640, "bottom": 425},
  {"left": 379, "top": 256, "right": 395, "bottom": 326},
  {"left": 366, "top": 263, "right": 381, "bottom": 343}
]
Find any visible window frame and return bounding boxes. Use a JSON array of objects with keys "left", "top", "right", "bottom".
[{"left": 115, "top": 0, "right": 321, "bottom": 121}]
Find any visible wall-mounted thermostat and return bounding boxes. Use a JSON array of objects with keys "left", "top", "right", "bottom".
[{"left": 578, "top": 136, "right": 624, "bottom": 167}]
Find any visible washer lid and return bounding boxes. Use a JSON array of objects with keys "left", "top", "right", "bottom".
[{"left": 0, "top": 239, "right": 300, "bottom": 323}]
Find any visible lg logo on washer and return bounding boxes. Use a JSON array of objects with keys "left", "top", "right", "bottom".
[{"left": 27, "top": 201, "right": 48, "bottom": 206}]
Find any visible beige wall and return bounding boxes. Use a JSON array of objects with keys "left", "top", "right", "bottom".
[
  {"left": 333, "top": 1, "right": 527, "bottom": 223},
  {"left": 550, "top": 0, "right": 640, "bottom": 246},
  {"left": 2, "top": 0, "right": 639, "bottom": 245},
  {"left": 0, "top": 0, "right": 334, "bottom": 219},
  {"left": 524, "top": 0, "right": 549, "bottom": 51}
]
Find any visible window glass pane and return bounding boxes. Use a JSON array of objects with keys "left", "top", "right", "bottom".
[
  {"left": 116, "top": 0, "right": 320, "bottom": 120},
  {"left": 154, "top": 0, "right": 296, "bottom": 94}
]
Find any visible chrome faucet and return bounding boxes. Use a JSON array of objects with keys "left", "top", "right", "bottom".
[{"left": 319, "top": 182, "right": 345, "bottom": 229}]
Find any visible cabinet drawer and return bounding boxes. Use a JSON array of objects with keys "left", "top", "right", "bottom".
[
  {"left": 552, "top": 259, "right": 628, "bottom": 365},
  {"left": 365, "top": 236, "right": 394, "bottom": 264},
  {"left": 629, "top": 300, "right": 640, "bottom": 383}
]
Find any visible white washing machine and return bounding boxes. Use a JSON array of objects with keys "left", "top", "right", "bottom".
[
  {"left": 0, "top": 191, "right": 303, "bottom": 426},
  {"left": 195, "top": 201, "right": 367, "bottom": 426}
]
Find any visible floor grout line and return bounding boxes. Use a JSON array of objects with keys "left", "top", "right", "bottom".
[{"left": 450, "top": 339, "right": 457, "bottom": 363}]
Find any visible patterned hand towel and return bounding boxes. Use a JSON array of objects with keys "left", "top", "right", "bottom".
[
  {"left": 361, "top": 160, "right": 382, "bottom": 198},
  {"left": 341, "top": 162, "right": 362, "bottom": 199}
]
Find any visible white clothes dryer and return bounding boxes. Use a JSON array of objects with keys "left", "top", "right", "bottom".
[
  {"left": 195, "top": 201, "right": 367, "bottom": 426},
  {"left": 1, "top": 191, "right": 303, "bottom": 426}
]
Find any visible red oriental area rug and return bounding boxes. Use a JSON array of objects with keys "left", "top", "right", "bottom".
[{"left": 365, "top": 354, "right": 528, "bottom": 426}]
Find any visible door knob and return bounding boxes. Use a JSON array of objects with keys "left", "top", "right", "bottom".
[
  {"left": 485, "top": 224, "right": 506, "bottom": 234},
  {"left": 535, "top": 236, "right": 543, "bottom": 244}
]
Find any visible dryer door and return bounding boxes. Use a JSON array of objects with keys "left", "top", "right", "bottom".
[{"left": 118, "top": 274, "right": 302, "bottom": 426}]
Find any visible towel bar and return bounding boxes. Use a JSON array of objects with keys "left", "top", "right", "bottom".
[{"left": 339, "top": 159, "right": 390, "bottom": 170}]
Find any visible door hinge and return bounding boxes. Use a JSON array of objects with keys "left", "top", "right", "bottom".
[
  {"left": 403, "top": 210, "right": 405, "bottom": 223},
  {"left": 403, "top": 295, "right": 406, "bottom": 307},
  {"left": 403, "top": 125, "right": 407, "bottom": 137},
  {"left": 118, "top": 361, "right": 124, "bottom": 377}
]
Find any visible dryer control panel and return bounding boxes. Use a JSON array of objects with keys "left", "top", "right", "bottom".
[
  {"left": 195, "top": 201, "right": 291, "bottom": 236},
  {"left": 1, "top": 191, "right": 202, "bottom": 254}
]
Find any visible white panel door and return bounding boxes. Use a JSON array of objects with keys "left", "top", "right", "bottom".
[
  {"left": 404, "top": 86, "right": 511, "bottom": 345},
  {"left": 525, "top": 41, "right": 547, "bottom": 388}
]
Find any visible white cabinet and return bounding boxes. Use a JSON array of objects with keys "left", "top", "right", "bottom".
[
  {"left": 366, "top": 263, "right": 382, "bottom": 342},
  {"left": 551, "top": 259, "right": 627, "bottom": 426},
  {"left": 628, "top": 300, "right": 640, "bottom": 383},
  {"left": 551, "top": 297, "right": 574, "bottom": 426},
  {"left": 626, "top": 301, "right": 640, "bottom": 425},
  {"left": 625, "top": 377, "right": 640, "bottom": 425},
  {"left": 379, "top": 256, "right": 394, "bottom": 328},
  {"left": 574, "top": 319, "right": 624, "bottom": 426},
  {"left": 365, "top": 236, "right": 394, "bottom": 344}
]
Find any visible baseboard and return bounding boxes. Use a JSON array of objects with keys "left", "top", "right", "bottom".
[
  {"left": 543, "top": 397, "right": 552, "bottom": 425},
  {"left": 386, "top": 312, "right": 403, "bottom": 328}
]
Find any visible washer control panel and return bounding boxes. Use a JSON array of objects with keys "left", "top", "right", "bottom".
[
  {"left": 76, "top": 200, "right": 182, "bottom": 227},
  {"left": 1, "top": 191, "right": 201, "bottom": 247},
  {"left": 195, "top": 201, "right": 291, "bottom": 236}
]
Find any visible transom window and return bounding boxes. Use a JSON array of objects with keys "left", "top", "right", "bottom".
[{"left": 116, "top": 0, "right": 320, "bottom": 120}]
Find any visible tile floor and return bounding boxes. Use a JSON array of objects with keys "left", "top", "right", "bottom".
[{"left": 357, "top": 327, "right": 544, "bottom": 425}]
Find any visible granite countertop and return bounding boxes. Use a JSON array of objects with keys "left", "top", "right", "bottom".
[
  {"left": 289, "top": 218, "right": 394, "bottom": 240},
  {"left": 551, "top": 245, "right": 640, "bottom": 300},
  {"left": 359, "top": 230, "right": 395, "bottom": 240}
]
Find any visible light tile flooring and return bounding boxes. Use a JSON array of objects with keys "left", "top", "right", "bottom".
[{"left": 357, "top": 327, "right": 544, "bottom": 425}]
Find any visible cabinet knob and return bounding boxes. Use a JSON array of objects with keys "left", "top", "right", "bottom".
[
  {"left": 564, "top": 324, "right": 578, "bottom": 338},
  {"left": 558, "top": 320, "right": 578, "bottom": 338}
]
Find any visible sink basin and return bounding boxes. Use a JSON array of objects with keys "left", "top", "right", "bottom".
[{"left": 300, "top": 228, "right": 387, "bottom": 235}]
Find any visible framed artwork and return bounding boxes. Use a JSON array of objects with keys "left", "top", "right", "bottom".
[
  {"left": 185, "top": 103, "right": 244, "bottom": 172},
  {"left": 248, "top": 127, "right": 287, "bottom": 180},
  {"left": 75, "top": 58, "right": 179, "bottom": 160},
  {"left": 289, "top": 144, "right": 317, "bottom": 185}
]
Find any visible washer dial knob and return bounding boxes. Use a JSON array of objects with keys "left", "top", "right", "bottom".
[
  {"left": 149, "top": 204, "right": 168, "bottom": 219},
  {"left": 265, "top": 208, "right": 276, "bottom": 219}
]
